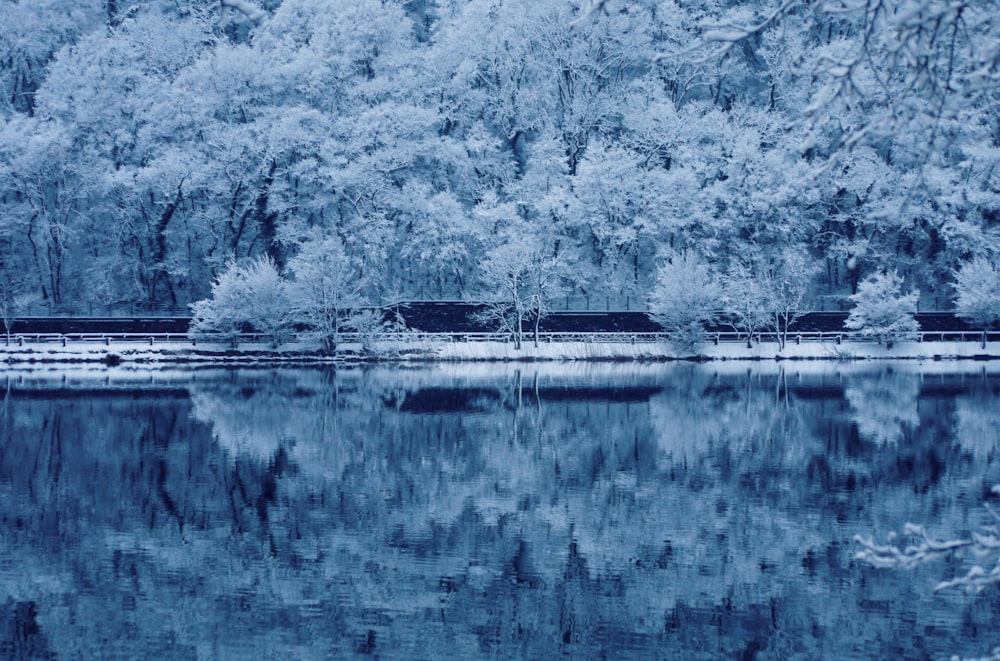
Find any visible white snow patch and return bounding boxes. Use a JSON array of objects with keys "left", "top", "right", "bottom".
[{"left": 0, "top": 337, "right": 998, "bottom": 367}]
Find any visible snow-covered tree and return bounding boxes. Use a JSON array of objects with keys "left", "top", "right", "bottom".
[
  {"left": 473, "top": 233, "right": 569, "bottom": 350},
  {"left": 286, "top": 234, "right": 368, "bottom": 354},
  {"left": 472, "top": 241, "right": 532, "bottom": 351},
  {"left": 189, "top": 255, "right": 288, "bottom": 345},
  {"left": 721, "top": 258, "right": 772, "bottom": 348},
  {"left": 953, "top": 256, "right": 1000, "bottom": 346},
  {"left": 761, "top": 247, "right": 819, "bottom": 349},
  {"left": 648, "top": 251, "right": 721, "bottom": 353},
  {"left": 0, "top": 0, "right": 106, "bottom": 116},
  {"left": 0, "top": 116, "right": 82, "bottom": 309},
  {"left": 0, "top": 234, "right": 39, "bottom": 342},
  {"left": 524, "top": 238, "right": 576, "bottom": 348},
  {"left": 845, "top": 270, "right": 920, "bottom": 346},
  {"left": 0, "top": 271, "right": 36, "bottom": 345}
]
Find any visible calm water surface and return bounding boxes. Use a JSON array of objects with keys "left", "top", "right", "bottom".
[{"left": 2, "top": 362, "right": 1000, "bottom": 660}]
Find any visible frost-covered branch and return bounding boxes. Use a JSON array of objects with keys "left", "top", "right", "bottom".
[
  {"left": 676, "top": 0, "right": 1000, "bottom": 159},
  {"left": 854, "top": 523, "right": 973, "bottom": 570},
  {"left": 855, "top": 488, "right": 1000, "bottom": 596},
  {"left": 697, "top": 0, "right": 799, "bottom": 61}
]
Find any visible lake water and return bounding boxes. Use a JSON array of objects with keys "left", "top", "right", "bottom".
[{"left": 2, "top": 362, "right": 1000, "bottom": 660}]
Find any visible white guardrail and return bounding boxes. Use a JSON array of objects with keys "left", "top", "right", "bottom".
[{"left": 3, "top": 331, "right": 999, "bottom": 347}]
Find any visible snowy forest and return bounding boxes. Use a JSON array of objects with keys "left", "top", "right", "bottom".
[{"left": 2, "top": 0, "right": 1000, "bottom": 321}]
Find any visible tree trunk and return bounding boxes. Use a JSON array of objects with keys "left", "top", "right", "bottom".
[
  {"left": 257, "top": 161, "right": 284, "bottom": 269},
  {"left": 151, "top": 181, "right": 184, "bottom": 308},
  {"left": 514, "top": 308, "right": 523, "bottom": 350}
]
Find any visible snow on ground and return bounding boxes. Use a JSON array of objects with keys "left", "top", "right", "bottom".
[
  {"left": 0, "top": 336, "right": 998, "bottom": 367},
  {"left": 431, "top": 338, "right": 1000, "bottom": 362}
]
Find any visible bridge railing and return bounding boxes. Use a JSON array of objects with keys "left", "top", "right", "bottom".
[{"left": 4, "top": 330, "right": 999, "bottom": 347}]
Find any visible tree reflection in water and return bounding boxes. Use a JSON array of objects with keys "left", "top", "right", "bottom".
[{"left": 1, "top": 363, "right": 999, "bottom": 659}]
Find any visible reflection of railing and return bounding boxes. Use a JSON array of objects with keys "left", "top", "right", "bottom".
[{"left": 4, "top": 331, "right": 1000, "bottom": 347}]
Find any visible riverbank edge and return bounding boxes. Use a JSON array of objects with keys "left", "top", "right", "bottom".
[{"left": 1, "top": 338, "right": 999, "bottom": 365}]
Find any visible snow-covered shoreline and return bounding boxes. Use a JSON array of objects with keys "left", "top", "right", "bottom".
[{"left": 1, "top": 337, "right": 998, "bottom": 366}]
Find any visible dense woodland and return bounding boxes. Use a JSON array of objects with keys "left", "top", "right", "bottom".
[{"left": 2, "top": 0, "right": 1000, "bottom": 320}]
